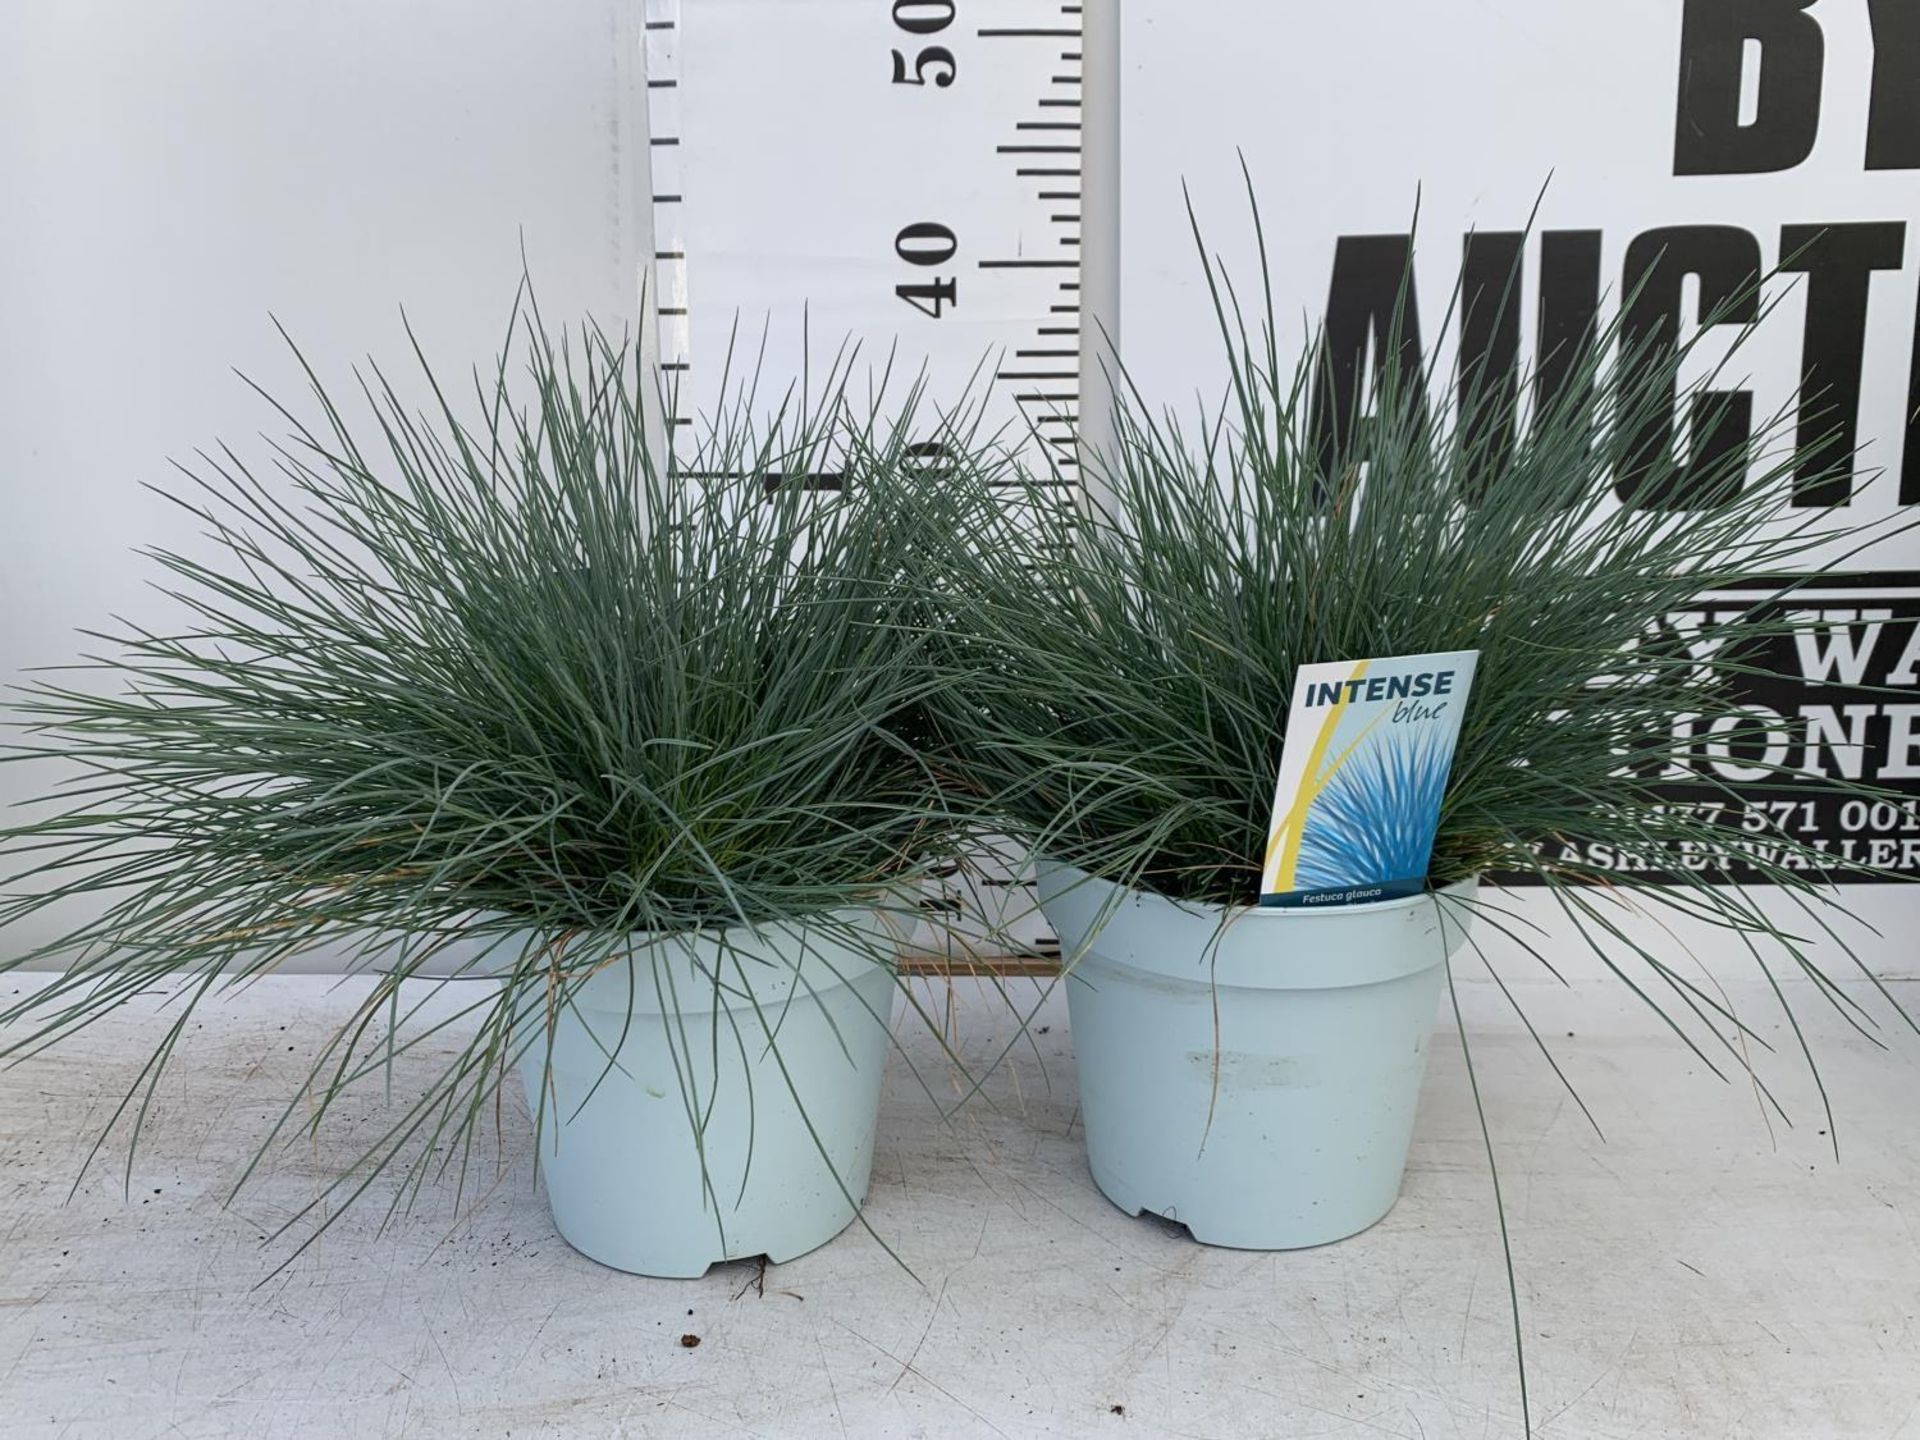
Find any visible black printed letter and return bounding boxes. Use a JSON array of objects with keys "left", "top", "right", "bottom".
[
  {"left": 1674, "top": 0, "right": 1824, "bottom": 175},
  {"left": 1867, "top": 0, "right": 1920, "bottom": 170},
  {"left": 1310, "top": 235, "right": 1426, "bottom": 493},
  {"left": 1780, "top": 223, "right": 1907, "bottom": 507},
  {"left": 1457, "top": 232, "right": 1525, "bottom": 500},
  {"left": 1618, "top": 226, "right": 1763, "bottom": 509},
  {"left": 1537, "top": 230, "right": 1605, "bottom": 447}
]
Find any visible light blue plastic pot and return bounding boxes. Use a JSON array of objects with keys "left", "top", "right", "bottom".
[
  {"left": 1036, "top": 864, "right": 1477, "bottom": 1249},
  {"left": 503, "top": 912, "right": 897, "bottom": 1278}
]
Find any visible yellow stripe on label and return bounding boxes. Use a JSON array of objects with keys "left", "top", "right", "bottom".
[{"left": 1264, "top": 659, "right": 1369, "bottom": 893}]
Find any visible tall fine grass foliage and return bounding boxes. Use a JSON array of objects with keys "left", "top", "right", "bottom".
[
  {"left": 0, "top": 304, "right": 984, "bottom": 1246},
  {"left": 926, "top": 218, "right": 1915, "bottom": 1090}
]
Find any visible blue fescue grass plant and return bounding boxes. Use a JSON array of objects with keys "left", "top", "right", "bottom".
[
  {"left": 0, "top": 298, "right": 988, "bottom": 1255},
  {"left": 921, "top": 201, "right": 1918, "bottom": 1434},
  {"left": 925, "top": 207, "right": 1917, "bottom": 1138},
  {"left": 925, "top": 219, "right": 1904, "bottom": 1044}
]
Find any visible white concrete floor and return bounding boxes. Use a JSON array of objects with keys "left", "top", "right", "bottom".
[{"left": 2, "top": 965, "right": 1918, "bottom": 1440}]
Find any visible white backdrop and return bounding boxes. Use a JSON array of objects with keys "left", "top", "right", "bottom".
[
  {"left": 1119, "top": 0, "right": 1915, "bottom": 567},
  {"left": 2, "top": 1, "right": 1913, "bottom": 978},
  {"left": 1115, "top": 0, "right": 1920, "bottom": 977},
  {"left": 0, "top": 0, "right": 651, "bottom": 963}
]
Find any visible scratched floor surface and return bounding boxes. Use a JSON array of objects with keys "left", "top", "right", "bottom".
[{"left": 2, "top": 965, "right": 1917, "bottom": 1439}]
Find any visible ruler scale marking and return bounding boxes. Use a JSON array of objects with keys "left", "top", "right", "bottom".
[{"left": 655, "top": 0, "right": 1083, "bottom": 491}]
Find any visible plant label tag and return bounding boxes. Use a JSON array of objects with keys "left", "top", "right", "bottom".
[{"left": 1259, "top": 650, "right": 1480, "bottom": 909}]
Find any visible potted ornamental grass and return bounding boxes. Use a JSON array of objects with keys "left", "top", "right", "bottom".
[
  {"left": 928, "top": 239, "right": 1912, "bottom": 1252},
  {"left": 0, "top": 309, "right": 980, "bottom": 1278}
]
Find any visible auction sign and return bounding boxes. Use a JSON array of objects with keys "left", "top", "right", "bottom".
[{"left": 1117, "top": 0, "right": 1920, "bottom": 887}]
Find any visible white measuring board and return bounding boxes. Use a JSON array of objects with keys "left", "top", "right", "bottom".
[
  {"left": 644, "top": 0, "right": 1087, "bottom": 482},
  {"left": 641, "top": 1, "right": 1097, "bottom": 958}
]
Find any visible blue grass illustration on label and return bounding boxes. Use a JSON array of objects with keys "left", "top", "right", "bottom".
[{"left": 1260, "top": 650, "right": 1479, "bottom": 909}]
